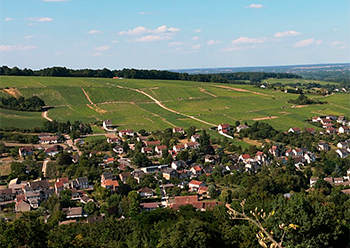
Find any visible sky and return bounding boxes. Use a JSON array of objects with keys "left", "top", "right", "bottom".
[{"left": 0, "top": 0, "right": 349, "bottom": 70}]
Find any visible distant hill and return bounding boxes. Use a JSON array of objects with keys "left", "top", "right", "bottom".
[{"left": 170, "top": 63, "right": 350, "bottom": 75}]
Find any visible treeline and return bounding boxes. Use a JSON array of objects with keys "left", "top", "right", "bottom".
[
  {"left": 287, "top": 94, "right": 326, "bottom": 105},
  {"left": 0, "top": 96, "right": 45, "bottom": 111},
  {"left": 215, "top": 72, "right": 301, "bottom": 82},
  {"left": 240, "top": 122, "right": 317, "bottom": 149},
  {"left": 0, "top": 66, "right": 301, "bottom": 84},
  {"left": 42, "top": 120, "right": 92, "bottom": 136},
  {"left": 298, "top": 70, "right": 350, "bottom": 87},
  {"left": 0, "top": 120, "right": 92, "bottom": 141}
]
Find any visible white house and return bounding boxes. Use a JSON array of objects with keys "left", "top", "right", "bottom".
[
  {"left": 336, "top": 149, "right": 349, "bottom": 158},
  {"left": 173, "top": 144, "right": 185, "bottom": 153},
  {"left": 338, "top": 126, "right": 350, "bottom": 134},
  {"left": 188, "top": 180, "right": 205, "bottom": 191},
  {"left": 119, "top": 129, "right": 134, "bottom": 138},
  {"left": 236, "top": 125, "right": 249, "bottom": 132}
]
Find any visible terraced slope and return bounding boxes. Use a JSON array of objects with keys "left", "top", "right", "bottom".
[{"left": 0, "top": 76, "right": 348, "bottom": 133}]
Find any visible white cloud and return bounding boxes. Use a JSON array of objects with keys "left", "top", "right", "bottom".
[
  {"left": 223, "top": 36, "right": 266, "bottom": 51},
  {"left": 193, "top": 29, "right": 201, "bottom": 33},
  {"left": 29, "top": 17, "right": 53, "bottom": 22},
  {"left": 231, "top": 36, "right": 267, "bottom": 45},
  {"left": 331, "top": 41, "right": 346, "bottom": 46},
  {"left": 168, "top": 27, "right": 180, "bottom": 32},
  {"left": 112, "top": 40, "right": 118, "bottom": 43},
  {"left": 0, "top": 45, "right": 37, "bottom": 51},
  {"left": 119, "top": 25, "right": 180, "bottom": 35},
  {"left": 192, "top": 44, "right": 201, "bottom": 50},
  {"left": 168, "top": 42, "right": 185, "bottom": 46},
  {"left": 222, "top": 46, "right": 245, "bottom": 52},
  {"left": 207, "top": 40, "right": 220, "bottom": 45},
  {"left": 94, "top": 45, "right": 110, "bottom": 51},
  {"left": 134, "top": 35, "right": 172, "bottom": 42},
  {"left": 191, "top": 36, "right": 200, "bottom": 41},
  {"left": 274, "top": 30, "right": 301, "bottom": 38},
  {"left": 54, "top": 52, "right": 62, "bottom": 55},
  {"left": 245, "top": 4, "right": 263, "bottom": 9},
  {"left": 25, "top": 35, "right": 34, "bottom": 39},
  {"left": 294, "top": 38, "right": 322, "bottom": 47},
  {"left": 93, "top": 53, "right": 102, "bottom": 56},
  {"left": 88, "top": 30, "right": 102, "bottom": 34},
  {"left": 333, "top": 29, "right": 339, "bottom": 32},
  {"left": 5, "top": 17, "right": 13, "bottom": 21}
]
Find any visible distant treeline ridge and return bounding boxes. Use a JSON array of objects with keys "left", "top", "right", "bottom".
[{"left": 0, "top": 66, "right": 301, "bottom": 84}]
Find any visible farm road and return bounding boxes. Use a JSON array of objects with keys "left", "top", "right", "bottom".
[
  {"left": 106, "top": 83, "right": 217, "bottom": 127},
  {"left": 42, "top": 158, "right": 50, "bottom": 177},
  {"left": 213, "top": 85, "right": 270, "bottom": 97},
  {"left": 42, "top": 110, "right": 53, "bottom": 122}
]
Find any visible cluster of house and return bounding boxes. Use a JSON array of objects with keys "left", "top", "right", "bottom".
[
  {"left": 18, "top": 133, "right": 63, "bottom": 158},
  {"left": 38, "top": 133, "right": 59, "bottom": 144},
  {"left": 218, "top": 123, "right": 249, "bottom": 139},
  {"left": 335, "top": 140, "right": 350, "bottom": 158},
  {"left": 268, "top": 146, "right": 317, "bottom": 168},
  {"left": 18, "top": 145, "right": 61, "bottom": 158},
  {"left": 310, "top": 169, "right": 350, "bottom": 188},
  {"left": 316, "top": 140, "right": 350, "bottom": 159},
  {"left": 105, "top": 126, "right": 199, "bottom": 159},
  {"left": 0, "top": 177, "right": 92, "bottom": 213},
  {"left": 311, "top": 115, "right": 350, "bottom": 135}
]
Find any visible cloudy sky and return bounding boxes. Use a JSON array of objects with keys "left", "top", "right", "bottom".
[{"left": 1, "top": 0, "right": 349, "bottom": 70}]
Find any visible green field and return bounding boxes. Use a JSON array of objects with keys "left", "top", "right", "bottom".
[{"left": 0, "top": 76, "right": 349, "bottom": 133}]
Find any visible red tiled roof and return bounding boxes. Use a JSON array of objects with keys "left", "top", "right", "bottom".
[
  {"left": 242, "top": 154, "right": 250, "bottom": 159},
  {"left": 55, "top": 181, "right": 64, "bottom": 188},
  {"left": 220, "top": 124, "right": 230, "bottom": 129},
  {"left": 58, "top": 177, "right": 69, "bottom": 183},
  {"left": 143, "top": 147, "right": 154, "bottom": 152},
  {"left": 101, "top": 179, "right": 119, "bottom": 187},
  {"left": 186, "top": 142, "right": 198, "bottom": 147},
  {"left": 40, "top": 136, "right": 58, "bottom": 141},
  {"left": 174, "top": 127, "right": 184, "bottom": 132},
  {"left": 156, "top": 145, "right": 167, "bottom": 150},
  {"left": 175, "top": 144, "right": 185, "bottom": 149},
  {"left": 189, "top": 180, "right": 204, "bottom": 186},
  {"left": 145, "top": 140, "right": 161, "bottom": 146}
]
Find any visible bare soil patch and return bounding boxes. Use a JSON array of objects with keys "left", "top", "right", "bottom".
[
  {"left": 2, "top": 87, "right": 22, "bottom": 98},
  {"left": 253, "top": 116, "right": 279, "bottom": 121},
  {"left": 213, "top": 85, "right": 270, "bottom": 97}
]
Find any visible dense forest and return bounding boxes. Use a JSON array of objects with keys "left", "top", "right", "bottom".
[
  {"left": 0, "top": 96, "right": 45, "bottom": 111},
  {"left": 0, "top": 66, "right": 301, "bottom": 84}
]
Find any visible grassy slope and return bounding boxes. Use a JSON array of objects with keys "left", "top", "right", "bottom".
[{"left": 0, "top": 76, "right": 348, "bottom": 134}]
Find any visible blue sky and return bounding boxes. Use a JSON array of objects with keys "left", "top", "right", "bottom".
[{"left": 0, "top": 0, "right": 349, "bottom": 70}]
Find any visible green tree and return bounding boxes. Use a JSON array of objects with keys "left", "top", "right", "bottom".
[{"left": 84, "top": 202, "right": 98, "bottom": 215}]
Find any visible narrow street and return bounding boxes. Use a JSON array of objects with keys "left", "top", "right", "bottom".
[{"left": 64, "top": 134, "right": 82, "bottom": 156}]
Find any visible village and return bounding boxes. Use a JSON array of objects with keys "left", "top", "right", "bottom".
[{"left": 1, "top": 113, "right": 350, "bottom": 224}]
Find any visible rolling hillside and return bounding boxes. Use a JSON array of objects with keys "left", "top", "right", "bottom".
[{"left": 0, "top": 76, "right": 349, "bottom": 134}]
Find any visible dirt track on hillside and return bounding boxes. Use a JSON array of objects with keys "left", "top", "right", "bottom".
[
  {"left": 213, "top": 85, "right": 270, "bottom": 97},
  {"left": 107, "top": 83, "right": 217, "bottom": 127},
  {"left": 42, "top": 111, "right": 53, "bottom": 122}
]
